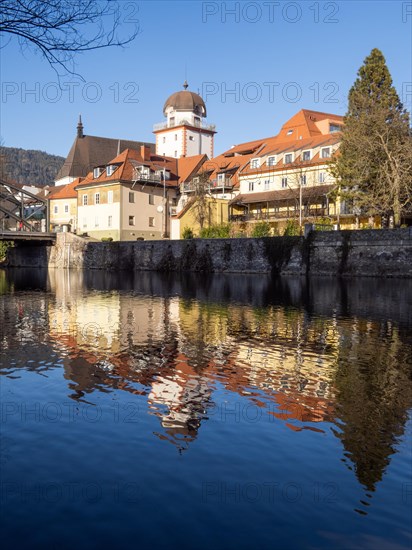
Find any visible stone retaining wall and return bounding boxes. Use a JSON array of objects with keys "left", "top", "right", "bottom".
[{"left": 5, "top": 228, "right": 412, "bottom": 278}]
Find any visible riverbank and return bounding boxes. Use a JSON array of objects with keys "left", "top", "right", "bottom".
[{"left": 4, "top": 228, "right": 412, "bottom": 277}]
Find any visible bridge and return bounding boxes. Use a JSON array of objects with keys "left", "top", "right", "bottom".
[
  {"left": 0, "top": 178, "right": 50, "bottom": 238},
  {"left": 0, "top": 230, "right": 56, "bottom": 243}
]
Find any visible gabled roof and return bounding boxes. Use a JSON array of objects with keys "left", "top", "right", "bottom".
[
  {"left": 56, "top": 134, "right": 156, "bottom": 181},
  {"left": 49, "top": 178, "right": 82, "bottom": 199},
  {"left": 277, "top": 109, "right": 344, "bottom": 142},
  {"left": 198, "top": 137, "right": 270, "bottom": 187},
  {"left": 177, "top": 154, "right": 207, "bottom": 184},
  {"left": 76, "top": 148, "right": 180, "bottom": 189}
]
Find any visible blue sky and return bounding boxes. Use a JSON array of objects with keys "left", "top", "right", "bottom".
[{"left": 1, "top": 1, "right": 411, "bottom": 158}]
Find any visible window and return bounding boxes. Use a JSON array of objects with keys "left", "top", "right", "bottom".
[
  {"left": 95, "top": 193, "right": 100, "bottom": 205},
  {"left": 174, "top": 134, "right": 178, "bottom": 141},
  {"left": 106, "top": 165, "right": 115, "bottom": 177},
  {"left": 318, "top": 172, "right": 326, "bottom": 183},
  {"left": 108, "top": 190, "right": 113, "bottom": 204},
  {"left": 93, "top": 167, "right": 102, "bottom": 179},
  {"left": 194, "top": 117, "right": 200, "bottom": 127},
  {"left": 217, "top": 173, "right": 225, "bottom": 184},
  {"left": 287, "top": 129, "right": 293, "bottom": 135},
  {"left": 108, "top": 215, "right": 112, "bottom": 228},
  {"left": 284, "top": 153, "right": 293, "bottom": 164},
  {"left": 129, "top": 216, "right": 135, "bottom": 226},
  {"left": 330, "top": 124, "right": 341, "bottom": 133},
  {"left": 53, "top": 205, "right": 58, "bottom": 214},
  {"left": 250, "top": 158, "right": 260, "bottom": 169},
  {"left": 189, "top": 135, "right": 194, "bottom": 141},
  {"left": 302, "top": 150, "right": 311, "bottom": 161},
  {"left": 149, "top": 217, "right": 155, "bottom": 227},
  {"left": 82, "top": 195, "right": 88, "bottom": 206},
  {"left": 170, "top": 117, "right": 175, "bottom": 126},
  {"left": 129, "top": 192, "right": 134, "bottom": 203},
  {"left": 83, "top": 218, "right": 87, "bottom": 228},
  {"left": 162, "top": 136, "right": 166, "bottom": 143},
  {"left": 174, "top": 151, "right": 177, "bottom": 157},
  {"left": 264, "top": 179, "right": 270, "bottom": 190},
  {"left": 249, "top": 181, "right": 254, "bottom": 192},
  {"left": 300, "top": 175, "right": 307, "bottom": 186},
  {"left": 64, "top": 204, "right": 69, "bottom": 214},
  {"left": 267, "top": 156, "right": 276, "bottom": 167},
  {"left": 149, "top": 194, "right": 155, "bottom": 205},
  {"left": 94, "top": 216, "right": 99, "bottom": 227},
  {"left": 321, "top": 147, "right": 331, "bottom": 158},
  {"left": 281, "top": 177, "right": 288, "bottom": 188}
]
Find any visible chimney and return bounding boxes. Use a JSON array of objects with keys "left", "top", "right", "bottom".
[{"left": 140, "top": 144, "right": 151, "bottom": 161}]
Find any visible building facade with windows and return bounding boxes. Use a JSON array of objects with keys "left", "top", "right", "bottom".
[
  {"left": 75, "top": 146, "right": 180, "bottom": 240},
  {"left": 229, "top": 110, "right": 350, "bottom": 232},
  {"left": 49, "top": 178, "right": 82, "bottom": 232}
]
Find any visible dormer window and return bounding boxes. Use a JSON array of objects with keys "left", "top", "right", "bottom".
[
  {"left": 267, "top": 156, "right": 276, "bottom": 167},
  {"left": 250, "top": 158, "right": 260, "bottom": 169},
  {"left": 321, "top": 147, "right": 331, "bottom": 158},
  {"left": 302, "top": 150, "right": 311, "bottom": 161},
  {"left": 284, "top": 153, "right": 293, "bottom": 164},
  {"left": 329, "top": 124, "right": 341, "bottom": 133},
  {"left": 93, "top": 167, "right": 103, "bottom": 179},
  {"left": 287, "top": 129, "right": 293, "bottom": 135},
  {"left": 106, "top": 165, "right": 115, "bottom": 177}
]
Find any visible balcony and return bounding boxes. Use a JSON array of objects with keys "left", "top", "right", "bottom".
[
  {"left": 181, "top": 178, "right": 233, "bottom": 194},
  {"left": 132, "top": 171, "right": 163, "bottom": 184},
  {"left": 229, "top": 208, "right": 329, "bottom": 222},
  {"left": 153, "top": 119, "right": 216, "bottom": 132}
]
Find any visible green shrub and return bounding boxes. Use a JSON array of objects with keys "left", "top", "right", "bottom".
[
  {"left": 0, "top": 241, "right": 14, "bottom": 262},
  {"left": 251, "top": 221, "right": 272, "bottom": 238},
  {"left": 101, "top": 237, "right": 113, "bottom": 242},
  {"left": 199, "top": 224, "right": 231, "bottom": 238},
  {"left": 283, "top": 220, "right": 300, "bottom": 236},
  {"left": 182, "top": 226, "right": 194, "bottom": 239}
]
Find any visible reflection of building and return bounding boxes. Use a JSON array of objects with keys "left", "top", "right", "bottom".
[{"left": 36, "top": 270, "right": 412, "bottom": 487}]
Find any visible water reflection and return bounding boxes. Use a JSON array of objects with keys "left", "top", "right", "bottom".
[{"left": 1, "top": 268, "right": 412, "bottom": 487}]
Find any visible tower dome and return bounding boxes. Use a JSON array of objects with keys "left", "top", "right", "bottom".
[{"left": 163, "top": 81, "right": 207, "bottom": 117}]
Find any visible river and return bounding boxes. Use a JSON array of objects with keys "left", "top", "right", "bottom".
[{"left": 1, "top": 269, "right": 411, "bottom": 549}]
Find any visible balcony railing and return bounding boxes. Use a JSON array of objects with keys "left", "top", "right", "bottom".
[
  {"left": 181, "top": 178, "right": 233, "bottom": 194},
  {"left": 133, "top": 171, "right": 163, "bottom": 183},
  {"left": 153, "top": 119, "right": 216, "bottom": 132},
  {"left": 229, "top": 208, "right": 328, "bottom": 222}
]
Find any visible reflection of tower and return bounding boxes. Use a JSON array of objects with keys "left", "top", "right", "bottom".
[
  {"left": 153, "top": 82, "right": 216, "bottom": 158},
  {"left": 148, "top": 363, "right": 212, "bottom": 451}
]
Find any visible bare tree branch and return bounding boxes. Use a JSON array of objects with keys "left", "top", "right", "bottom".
[{"left": 0, "top": 0, "right": 140, "bottom": 78}]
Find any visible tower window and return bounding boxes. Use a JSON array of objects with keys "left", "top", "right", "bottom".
[
  {"left": 129, "top": 192, "right": 135, "bottom": 203},
  {"left": 163, "top": 136, "right": 166, "bottom": 143},
  {"left": 189, "top": 136, "right": 194, "bottom": 141},
  {"left": 175, "top": 134, "right": 178, "bottom": 141}
]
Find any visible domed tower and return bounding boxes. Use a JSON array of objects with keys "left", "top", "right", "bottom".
[{"left": 153, "top": 81, "right": 216, "bottom": 158}]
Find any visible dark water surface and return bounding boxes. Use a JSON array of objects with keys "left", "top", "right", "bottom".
[{"left": 1, "top": 269, "right": 411, "bottom": 549}]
